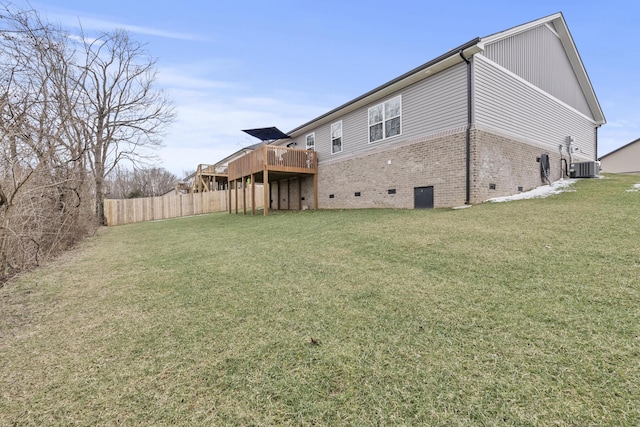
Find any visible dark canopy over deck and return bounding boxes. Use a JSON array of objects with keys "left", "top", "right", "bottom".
[{"left": 242, "top": 127, "right": 290, "bottom": 142}]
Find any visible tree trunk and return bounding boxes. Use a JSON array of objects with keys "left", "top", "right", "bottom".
[
  {"left": 95, "top": 174, "right": 106, "bottom": 226},
  {"left": 0, "top": 213, "right": 10, "bottom": 281}
]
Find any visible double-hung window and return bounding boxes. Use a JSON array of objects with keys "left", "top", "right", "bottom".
[
  {"left": 331, "top": 121, "right": 342, "bottom": 154},
  {"left": 306, "top": 133, "right": 315, "bottom": 150},
  {"left": 368, "top": 95, "right": 402, "bottom": 143}
]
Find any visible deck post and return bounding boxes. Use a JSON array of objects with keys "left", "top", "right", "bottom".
[
  {"left": 234, "top": 180, "right": 238, "bottom": 214},
  {"left": 263, "top": 169, "right": 269, "bottom": 216},
  {"left": 277, "top": 180, "right": 281, "bottom": 210},
  {"left": 242, "top": 176, "right": 247, "bottom": 215},
  {"left": 314, "top": 173, "right": 318, "bottom": 210},
  {"left": 228, "top": 180, "right": 232, "bottom": 213},
  {"left": 298, "top": 178, "right": 302, "bottom": 210},
  {"left": 251, "top": 173, "right": 256, "bottom": 216},
  {"left": 287, "top": 179, "right": 291, "bottom": 210},
  {"left": 263, "top": 147, "right": 269, "bottom": 217}
]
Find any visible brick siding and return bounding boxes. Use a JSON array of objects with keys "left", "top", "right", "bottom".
[
  {"left": 271, "top": 128, "right": 568, "bottom": 210},
  {"left": 315, "top": 131, "right": 467, "bottom": 209},
  {"left": 470, "top": 129, "right": 564, "bottom": 203}
]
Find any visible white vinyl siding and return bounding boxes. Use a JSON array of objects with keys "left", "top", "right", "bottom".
[
  {"left": 288, "top": 64, "right": 467, "bottom": 162},
  {"left": 474, "top": 54, "right": 596, "bottom": 159},
  {"left": 483, "top": 23, "right": 592, "bottom": 119},
  {"left": 368, "top": 96, "right": 402, "bottom": 143},
  {"left": 402, "top": 64, "right": 467, "bottom": 138},
  {"left": 331, "top": 121, "right": 342, "bottom": 154}
]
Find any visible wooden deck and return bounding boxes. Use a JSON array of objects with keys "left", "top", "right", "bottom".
[
  {"left": 227, "top": 145, "right": 318, "bottom": 216},
  {"left": 193, "top": 163, "right": 228, "bottom": 192},
  {"left": 228, "top": 145, "right": 317, "bottom": 181}
]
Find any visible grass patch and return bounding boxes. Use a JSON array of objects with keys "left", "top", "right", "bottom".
[{"left": 1, "top": 174, "right": 639, "bottom": 425}]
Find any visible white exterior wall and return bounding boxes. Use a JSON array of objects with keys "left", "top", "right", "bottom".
[
  {"left": 474, "top": 54, "right": 597, "bottom": 161},
  {"left": 483, "top": 23, "right": 593, "bottom": 118},
  {"left": 289, "top": 64, "right": 468, "bottom": 165}
]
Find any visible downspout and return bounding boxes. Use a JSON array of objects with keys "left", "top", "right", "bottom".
[
  {"left": 595, "top": 126, "right": 599, "bottom": 161},
  {"left": 459, "top": 50, "right": 472, "bottom": 205}
]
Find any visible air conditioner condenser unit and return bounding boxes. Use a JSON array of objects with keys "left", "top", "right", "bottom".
[{"left": 570, "top": 161, "right": 600, "bottom": 178}]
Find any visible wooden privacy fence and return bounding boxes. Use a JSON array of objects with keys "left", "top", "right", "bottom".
[{"left": 104, "top": 190, "right": 263, "bottom": 226}]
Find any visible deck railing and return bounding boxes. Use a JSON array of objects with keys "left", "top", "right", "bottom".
[
  {"left": 196, "top": 163, "right": 227, "bottom": 175},
  {"left": 228, "top": 145, "right": 317, "bottom": 181}
]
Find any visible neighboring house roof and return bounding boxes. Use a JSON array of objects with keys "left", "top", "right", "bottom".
[
  {"left": 279, "top": 12, "right": 604, "bottom": 141},
  {"left": 598, "top": 137, "right": 640, "bottom": 174},
  {"left": 211, "top": 141, "right": 265, "bottom": 169},
  {"left": 598, "top": 137, "right": 640, "bottom": 160},
  {"left": 182, "top": 172, "right": 196, "bottom": 181},
  {"left": 179, "top": 141, "right": 264, "bottom": 184}
]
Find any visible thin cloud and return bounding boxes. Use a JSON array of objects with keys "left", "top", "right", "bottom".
[
  {"left": 605, "top": 118, "right": 638, "bottom": 129},
  {"left": 157, "top": 60, "right": 245, "bottom": 91},
  {"left": 158, "top": 74, "right": 237, "bottom": 91},
  {"left": 32, "top": 4, "right": 202, "bottom": 41},
  {"left": 82, "top": 18, "right": 201, "bottom": 41}
]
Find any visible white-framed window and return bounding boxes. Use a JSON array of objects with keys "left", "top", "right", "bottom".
[
  {"left": 306, "top": 132, "right": 315, "bottom": 150},
  {"left": 368, "top": 95, "right": 402, "bottom": 143},
  {"left": 331, "top": 121, "right": 343, "bottom": 154}
]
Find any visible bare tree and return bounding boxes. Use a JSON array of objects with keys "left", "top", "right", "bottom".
[
  {"left": 137, "top": 167, "right": 178, "bottom": 197},
  {"left": 0, "top": 3, "right": 176, "bottom": 280},
  {"left": 105, "top": 165, "right": 133, "bottom": 199},
  {"left": 106, "top": 165, "right": 177, "bottom": 198},
  {"left": 0, "top": 3, "right": 91, "bottom": 281},
  {"left": 76, "top": 30, "right": 175, "bottom": 224}
]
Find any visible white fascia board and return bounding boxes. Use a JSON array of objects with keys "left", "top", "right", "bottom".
[
  {"left": 480, "top": 12, "right": 564, "bottom": 45},
  {"left": 552, "top": 17, "right": 606, "bottom": 125}
]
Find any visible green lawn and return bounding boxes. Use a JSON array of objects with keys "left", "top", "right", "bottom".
[{"left": 1, "top": 174, "right": 639, "bottom": 426}]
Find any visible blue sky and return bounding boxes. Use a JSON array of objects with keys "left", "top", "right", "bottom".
[{"left": 13, "top": 0, "right": 640, "bottom": 176}]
